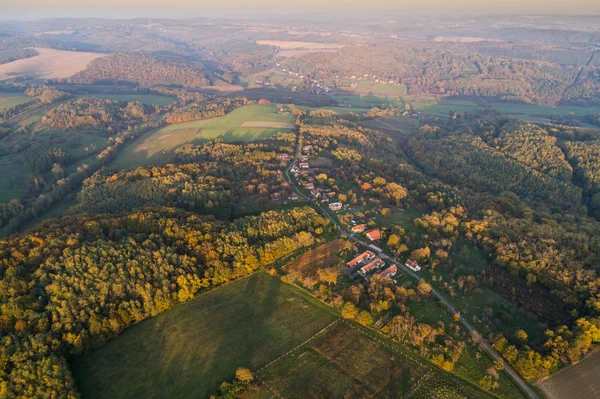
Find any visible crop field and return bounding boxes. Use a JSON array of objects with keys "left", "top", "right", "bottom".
[
  {"left": 537, "top": 350, "right": 600, "bottom": 399},
  {"left": 75, "top": 94, "right": 177, "bottom": 106},
  {"left": 0, "top": 47, "right": 106, "bottom": 81},
  {"left": 72, "top": 272, "right": 337, "bottom": 399},
  {"left": 258, "top": 321, "right": 495, "bottom": 399},
  {"left": 111, "top": 104, "right": 295, "bottom": 169},
  {"left": 0, "top": 93, "right": 30, "bottom": 112},
  {"left": 283, "top": 239, "right": 351, "bottom": 279}
]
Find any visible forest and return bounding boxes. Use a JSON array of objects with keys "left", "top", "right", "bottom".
[{"left": 0, "top": 206, "right": 328, "bottom": 398}]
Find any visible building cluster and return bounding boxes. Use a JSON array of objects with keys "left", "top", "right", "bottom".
[
  {"left": 345, "top": 250, "right": 397, "bottom": 280},
  {"left": 291, "top": 149, "right": 339, "bottom": 204},
  {"left": 345, "top": 249, "right": 420, "bottom": 281}
]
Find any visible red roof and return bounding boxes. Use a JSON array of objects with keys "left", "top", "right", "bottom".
[
  {"left": 346, "top": 250, "right": 375, "bottom": 270},
  {"left": 351, "top": 224, "right": 367, "bottom": 233},
  {"left": 366, "top": 229, "right": 382, "bottom": 241}
]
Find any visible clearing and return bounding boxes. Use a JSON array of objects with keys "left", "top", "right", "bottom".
[
  {"left": 257, "top": 40, "right": 345, "bottom": 50},
  {"left": 537, "top": 350, "right": 600, "bottom": 399},
  {"left": 111, "top": 104, "right": 295, "bottom": 169},
  {"left": 258, "top": 321, "right": 496, "bottom": 399},
  {"left": 72, "top": 272, "right": 337, "bottom": 399},
  {"left": 0, "top": 93, "right": 30, "bottom": 112},
  {"left": 0, "top": 47, "right": 107, "bottom": 81}
]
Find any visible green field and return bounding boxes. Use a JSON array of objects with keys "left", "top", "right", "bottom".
[
  {"left": 75, "top": 94, "right": 176, "bottom": 106},
  {"left": 0, "top": 93, "right": 30, "bottom": 112},
  {"left": 112, "top": 104, "right": 295, "bottom": 169},
  {"left": 258, "top": 321, "right": 496, "bottom": 399},
  {"left": 0, "top": 154, "right": 31, "bottom": 202},
  {"left": 72, "top": 272, "right": 337, "bottom": 399}
]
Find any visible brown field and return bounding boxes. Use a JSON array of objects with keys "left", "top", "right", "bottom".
[
  {"left": 240, "top": 121, "right": 295, "bottom": 128},
  {"left": 257, "top": 40, "right": 345, "bottom": 50},
  {"left": 257, "top": 322, "right": 493, "bottom": 399},
  {"left": 434, "top": 36, "right": 503, "bottom": 43},
  {"left": 283, "top": 239, "right": 350, "bottom": 279},
  {"left": 537, "top": 351, "right": 600, "bottom": 399},
  {"left": 0, "top": 48, "right": 107, "bottom": 81},
  {"left": 276, "top": 49, "right": 339, "bottom": 58}
]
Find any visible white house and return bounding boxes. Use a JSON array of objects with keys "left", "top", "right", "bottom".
[{"left": 329, "top": 202, "right": 343, "bottom": 211}]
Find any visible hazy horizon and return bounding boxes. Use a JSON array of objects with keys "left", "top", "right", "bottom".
[{"left": 3, "top": 0, "right": 600, "bottom": 20}]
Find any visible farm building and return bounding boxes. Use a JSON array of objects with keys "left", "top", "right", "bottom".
[
  {"left": 366, "top": 229, "right": 382, "bottom": 241},
  {"left": 379, "top": 265, "right": 398, "bottom": 278},
  {"left": 310, "top": 189, "right": 321, "bottom": 198},
  {"left": 299, "top": 162, "right": 310, "bottom": 169},
  {"left": 303, "top": 145, "right": 313, "bottom": 153},
  {"left": 301, "top": 155, "right": 309, "bottom": 162},
  {"left": 359, "top": 258, "right": 386, "bottom": 278},
  {"left": 288, "top": 194, "right": 299, "bottom": 201},
  {"left": 406, "top": 259, "right": 421, "bottom": 272},
  {"left": 351, "top": 224, "right": 367, "bottom": 233},
  {"left": 329, "top": 202, "right": 343, "bottom": 211},
  {"left": 303, "top": 182, "right": 315, "bottom": 189},
  {"left": 345, "top": 250, "right": 376, "bottom": 272},
  {"left": 277, "top": 153, "right": 290, "bottom": 160}
]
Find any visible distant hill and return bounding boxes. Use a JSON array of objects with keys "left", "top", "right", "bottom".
[{"left": 68, "top": 52, "right": 213, "bottom": 88}]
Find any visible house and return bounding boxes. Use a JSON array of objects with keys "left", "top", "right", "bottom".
[
  {"left": 301, "top": 156, "right": 309, "bottom": 162},
  {"left": 288, "top": 194, "right": 299, "bottom": 201},
  {"left": 303, "top": 182, "right": 315, "bottom": 190},
  {"left": 327, "top": 191, "right": 337, "bottom": 198},
  {"left": 366, "top": 229, "right": 382, "bottom": 241},
  {"left": 329, "top": 202, "right": 342, "bottom": 211},
  {"left": 302, "top": 145, "right": 313, "bottom": 153},
  {"left": 299, "top": 162, "right": 309, "bottom": 169},
  {"left": 379, "top": 265, "right": 398, "bottom": 278},
  {"left": 277, "top": 153, "right": 289, "bottom": 161},
  {"left": 358, "top": 258, "right": 385, "bottom": 277},
  {"left": 406, "top": 259, "right": 421, "bottom": 272},
  {"left": 345, "top": 250, "right": 376, "bottom": 272},
  {"left": 310, "top": 189, "right": 321, "bottom": 198},
  {"left": 351, "top": 224, "right": 367, "bottom": 233}
]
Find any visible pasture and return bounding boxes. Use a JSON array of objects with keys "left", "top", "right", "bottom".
[
  {"left": 258, "top": 321, "right": 495, "bottom": 399},
  {"left": 0, "top": 47, "right": 106, "bottom": 81},
  {"left": 72, "top": 272, "right": 337, "bottom": 399},
  {"left": 0, "top": 93, "right": 30, "bottom": 112},
  {"left": 537, "top": 350, "right": 600, "bottom": 399},
  {"left": 112, "top": 104, "right": 295, "bottom": 169}
]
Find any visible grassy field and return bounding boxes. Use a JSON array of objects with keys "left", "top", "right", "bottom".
[
  {"left": 0, "top": 154, "right": 31, "bottom": 202},
  {"left": 537, "top": 350, "right": 600, "bottom": 399},
  {"left": 112, "top": 104, "right": 294, "bottom": 169},
  {"left": 72, "top": 272, "right": 337, "bottom": 399},
  {"left": 75, "top": 94, "right": 176, "bottom": 106},
  {"left": 258, "top": 321, "right": 495, "bottom": 399},
  {"left": 0, "top": 93, "right": 30, "bottom": 112}
]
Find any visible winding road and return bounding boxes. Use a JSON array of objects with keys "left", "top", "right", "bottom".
[{"left": 284, "top": 159, "right": 539, "bottom": 399}]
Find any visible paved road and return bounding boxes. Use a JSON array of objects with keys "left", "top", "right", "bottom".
[{"left": 284, "top": 158, "right": 539, "bottom": 399}]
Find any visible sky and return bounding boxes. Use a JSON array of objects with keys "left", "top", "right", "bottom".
[{"left": 2, "top": 0, "right": 600, "bottom": 19}]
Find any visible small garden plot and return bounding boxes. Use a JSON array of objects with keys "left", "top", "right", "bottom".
[{"left": 283, "top": 239, "right": 351, "bottom": 280}]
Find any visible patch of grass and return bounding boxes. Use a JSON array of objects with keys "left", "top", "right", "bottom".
[
  {"left": 112, "top": 104, "right": 294, "bottom": 169},
  {"left": 455, "top": 348, "right": 528, "bottom": 399},
  {"left": 487, "top": 102, "right": 600, "bottom": 117},
  {"left": 374, "top": 209, "right": 420, "bottom": 230},
  {"left": 0, "top": 93, "right": 30, "bottom": 112},
  {"left": 409, "top": 97, "right": 481, "bottom": 115},
  {"left": 74, "top": 94, "right": 176, "bottom": 106},
  {"left": 72, "top": 272, "right": 337, "bottom": 399}
]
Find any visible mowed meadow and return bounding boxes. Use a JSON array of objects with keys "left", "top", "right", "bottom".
[
  {"left": 72, "top": 272, "right": 337, "bottom": 399},
  {"left": 111, "top": 104, "right": 295, "bottom": 169}
]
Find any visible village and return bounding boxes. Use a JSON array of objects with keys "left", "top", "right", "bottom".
[{"left": 288, "top": 144, "right": 422, "bottom": 283}]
